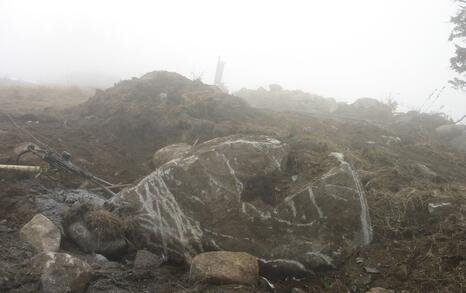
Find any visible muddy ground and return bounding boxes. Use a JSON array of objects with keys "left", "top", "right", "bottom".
[{"left": 0, "top": 76, "right": 465, "bottom": 293}]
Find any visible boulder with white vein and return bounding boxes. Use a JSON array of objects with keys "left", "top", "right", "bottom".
[{"left": 112, "top": 135, "right": 372, "bottom": 276}]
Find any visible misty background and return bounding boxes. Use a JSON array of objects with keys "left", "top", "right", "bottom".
[{"left": 1, "top": 0, "right": 465, "bottom": 119}]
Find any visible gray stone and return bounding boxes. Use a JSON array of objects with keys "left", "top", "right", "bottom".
[
  {"left": 32, "top": 252, "right": 91, "bottom": 293},
  {"left": 134, "top": 249, "right": 163, "bottom": 271},
  {"left": 435, "top": 124, "right": 465, "bottom": 140},
  {"left": 190, "top": 251, "right": 259, "bottom": 285},
  {"left": 413, "top": 163, "right": 438, "bottom": 178},
  {"left": 364, "top": 266, "right": 380, "bottom": 274},
  {"left": 20, "top": 214, "right": 61, "bottom": 253},
  {"left": 450, "top": 132, "right": 466, "bottom": 152},
  {"left": 112, "top": 135, "right": 372, "bottom": 275}
]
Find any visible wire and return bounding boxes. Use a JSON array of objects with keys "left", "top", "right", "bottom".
[{"left": 2, "top": 112, "right": 48, "bottom": 148}]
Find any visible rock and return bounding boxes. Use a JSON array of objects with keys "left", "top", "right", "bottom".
[
  {"left": 413, "top": 163, "right": 438, "bottom": 178},
  {"left": 363, "top": 266, "right": 380, "bottom": 274},
  {"left": 20, "top": 214, "right": 61, "bottom": 253},
  {"left": 32, "top": 252, "right": 91, "bottom": 293},
  {"left": 190, "top": 251, "right": 259, "bottom": 285},
  {"left": 112, "top": 135, "right": 372, "bottom": 276},
  {"left": 152, "top": 143, "right": 192, "bottom": 168},
  {"left": 291, "top": 288, "right": 306, "bottom": 293},
  {"left": 366, "top": 288, "right": 394, "bottom": 293},
  {"left": 435, "top": 124, "right": 465, "bottom": 140},
  {"left": 134, "top": 249, "right": 163, "bottom": 271},
  {"left": 450, "top": 132, "right": 466, "bottom": 152},
  {"left": 63, "top": 203, "right": 127, "bottom": 258}
]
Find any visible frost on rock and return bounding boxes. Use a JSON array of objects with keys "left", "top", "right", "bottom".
[{"left": 112, "top": 135, "right": 372, "bottom": 275}]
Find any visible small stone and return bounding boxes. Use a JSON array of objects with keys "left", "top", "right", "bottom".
[
  {"left": 95, "top": 254, "right": 109, "bottom": 262},
  {"left": 413, "top": 163, "right": 438, "bottom": 178},
  {"left": 190, "top": 251, "right": 259, "bottom": 285},
  {"left": 20, "top": 213, "right": 61, "bottom": 253},
  {"left": 134, "top": 249, "right": 163, "bottom": 271},
  {"left": 32, "top": 252, "right": 91, "bottom": 293},
  {"left": 291, "top": 288, "right": 306, "bottom": 293},
  {"left": 364, "top": 266, "right": 380, "bottom": 274}
]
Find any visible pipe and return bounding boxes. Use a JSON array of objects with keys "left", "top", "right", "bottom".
[{"left": 0, "top": 164, "right": 42, "bottom": 173}]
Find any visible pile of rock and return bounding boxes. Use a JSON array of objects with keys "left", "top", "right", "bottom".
[{"left": 20, "top": 213, "right": 92, "bottom": 293}]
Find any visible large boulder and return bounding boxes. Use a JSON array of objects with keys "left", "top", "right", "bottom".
[
  {"left": 112, "top": 135, "right": 372, "bottom": 276},
  {"left": 20, "top": 213, "right": 61, "bottom": 253},
  {"left": 190, "top": 251, "right": 259, "bottom": 285},
  {"left": 32, "top": 252, "right": 91, "bottom": 293}
]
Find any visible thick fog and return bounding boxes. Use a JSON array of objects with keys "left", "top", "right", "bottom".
[{"left": 1, "top": 0, "right": 465, "bottom": 119}]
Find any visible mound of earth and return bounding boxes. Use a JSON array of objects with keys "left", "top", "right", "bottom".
[{"left": 77, "top": 71, "right": 276, "bottom": 163}]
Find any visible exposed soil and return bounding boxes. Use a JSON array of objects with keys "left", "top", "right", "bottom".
[{"left": 0, "top": 72, "right": 465, "bottom": 293}]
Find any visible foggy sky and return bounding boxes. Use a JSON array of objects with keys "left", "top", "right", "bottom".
[{"left": 1, "top": 0, "right": 465, "bottom": 119}]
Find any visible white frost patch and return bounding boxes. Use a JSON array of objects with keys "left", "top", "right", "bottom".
[
  {"left": 218, "top": 137, "right": 283, "bottom": 150},
  {"left": 329, "top": 152, "right": 373, "bottom": 245},
  {"left": 221, "top": 153, "right": 244, "bottom": 195},
  {"left": 191, "top": 196, "right": 206, "bottom": 206},
  {"left": 428, "top": 202, "right": 452, "bottom": 214},
  {"left": 45, "top": 252, "right": 57, "bottom": 269},
  {"left": 308, "top": 187, "right": 324, "bottom": 219},
  {"left": 127, "top": 167, "right": 204, "bottom": 255},
  {"left": 259, "top": 258, "right": 309, "bottom": 271},
  {"left": 242, "top": 202, "right": 272, "bottom": 219},
  {"left": 329, "top": 152, "right": 345, "bottom": 162},
  {"left": 217, "top": 137, "right": 286, "bottom": 171},
  {"left": 287, "top": 200, "right": 297, "bottom": 217}
]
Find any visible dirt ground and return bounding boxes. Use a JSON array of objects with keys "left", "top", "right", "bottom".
[{"left": 0, "top": 77, "right": 465, "bottom": 293}]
